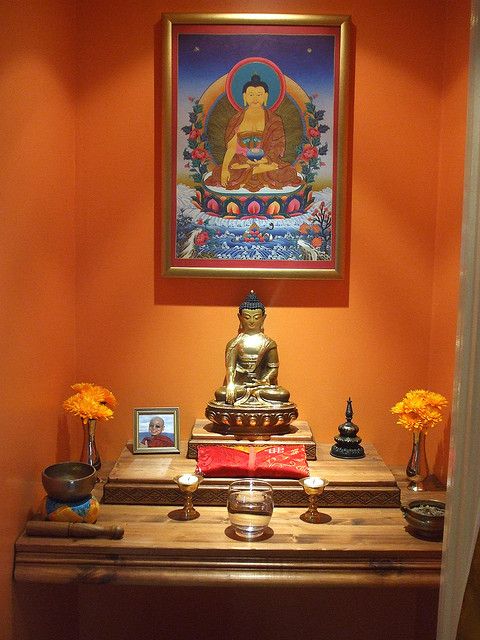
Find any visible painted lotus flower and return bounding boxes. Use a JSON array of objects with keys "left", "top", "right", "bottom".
[
  {"left": 194, "top": 230, "right": 209, "bottom": 246},
  {"left": 301, "top": 144, "right": 319, "bottom": 161},
  {"left": 191, "top": 147, "right": 208, "bottom": 161},
  {"left": 188, "top": 128, "right": 202, "bottom": 140}
]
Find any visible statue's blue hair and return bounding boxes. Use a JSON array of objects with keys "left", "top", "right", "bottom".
[{"left": 239, "top": 290, "right": 265, "bottom": 313}]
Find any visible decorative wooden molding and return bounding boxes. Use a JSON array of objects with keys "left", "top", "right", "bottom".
[
  {"left": 103, "top": 483, "right": 400, "bottom": 508},
  {"left": 14, "top": 552, "right": 441, "bottom": 588}
]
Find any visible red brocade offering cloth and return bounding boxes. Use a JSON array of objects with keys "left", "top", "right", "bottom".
[{"left": 195, "top": 445, "right": 309, "bottom": 479}]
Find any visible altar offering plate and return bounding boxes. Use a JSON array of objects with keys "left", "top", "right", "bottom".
[{"left": 227, "top": 479, "right": 273, "bottom": 539}]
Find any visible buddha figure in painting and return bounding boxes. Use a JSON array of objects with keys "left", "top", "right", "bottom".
[
  {"left": 205, "top": 74, "right": 302, "bottom": 193},
  {"left": 206, "top": 291, "right": 298, "bottom": 438}
]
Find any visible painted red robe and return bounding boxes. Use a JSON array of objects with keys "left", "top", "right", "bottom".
[{"left": 206, "top": 109, "right": 302, "bottom": 192}]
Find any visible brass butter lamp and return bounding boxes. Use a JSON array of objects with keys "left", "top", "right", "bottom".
[
  {"left": 298, "top": 477, "right": 330, "bottom": 524},
  {"left": 169, "top": 474, "right": 203, "bottom": 521}
]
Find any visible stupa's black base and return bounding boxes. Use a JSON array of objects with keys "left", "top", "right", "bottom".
[{"left": 330, "top": 443, "right": 365, "bottom": 459}]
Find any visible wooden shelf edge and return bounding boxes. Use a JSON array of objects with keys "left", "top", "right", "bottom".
[{"left": 14, "top": 555, "right": 441, "bottom": 588}]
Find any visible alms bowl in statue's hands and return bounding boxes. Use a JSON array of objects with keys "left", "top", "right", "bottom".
[
  {"left": 246, "top": 148, "right": 265, "bottom": 162},
  {"left": 42, "top": 462, "right": 97, "bottom": 502},
  {"left": 401, "top": 499, "right": 445, "bottom": 540}
]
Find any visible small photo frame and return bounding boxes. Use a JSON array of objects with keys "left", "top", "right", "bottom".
[{"left": 133, "top": 407, "right": 180, "bottom": 454}]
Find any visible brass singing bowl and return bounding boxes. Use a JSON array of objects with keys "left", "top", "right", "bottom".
[{"left": 42, "top": 462, "right": 97, "bottom": 502}]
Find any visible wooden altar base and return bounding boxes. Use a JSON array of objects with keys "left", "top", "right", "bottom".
[
  {"left": 103, "top": 441, "right": 400, "bottom": 508},
  {"left": 187, "top": 419, "right": 317, "bottom": 460}
]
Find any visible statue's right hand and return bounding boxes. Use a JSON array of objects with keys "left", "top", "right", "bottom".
[
  {"left": 221, "top": 168, "right": 231, "bottom": 186},
  {"left": 225, "top": 382, "right": 236, "bottom": 404}
]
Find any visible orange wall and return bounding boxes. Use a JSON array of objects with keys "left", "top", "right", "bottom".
[
  {"left": 427, "top": 0, "right": 470, "bottom": 479},
  {"left": 74, "top": 0, "right": 468, "bottom": 482},
  {"left": 0, "top": 2, "right": 76, "bottom": 638},
  {"left": 0, "top": 1, "right": 469, "bottom": 638}
]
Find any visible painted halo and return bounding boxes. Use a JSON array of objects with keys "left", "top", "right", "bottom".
[{"left": 225, "top": 57, "right": 286, "bottom": 112}]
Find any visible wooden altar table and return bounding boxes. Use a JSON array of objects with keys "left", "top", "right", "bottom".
[{"left": 14, "top": 466, "right": 444, "bottom": 589}]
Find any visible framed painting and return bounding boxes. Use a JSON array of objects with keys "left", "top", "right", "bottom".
[
  {"left": 133, "top": 407, "right": 180, "bottom": 454},
  {"left": 160, "top": 13, "right": 351, "bottom": 279}
]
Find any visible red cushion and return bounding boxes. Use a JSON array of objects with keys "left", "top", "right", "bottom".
[{"left": 195, "top": 444, "right": 309, "bottom": 479}]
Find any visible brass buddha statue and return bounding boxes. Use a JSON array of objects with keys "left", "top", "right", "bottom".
[{"left": 205, "top": 291, "right": 298, "bottom": 439}]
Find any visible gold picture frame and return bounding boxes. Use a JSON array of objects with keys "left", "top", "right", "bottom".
[
  {"left": 133, "top": 407, "right": 180, "bottom": 454},
  {"left": 159, "top": 13, "right": 351, "bottom": 279}
]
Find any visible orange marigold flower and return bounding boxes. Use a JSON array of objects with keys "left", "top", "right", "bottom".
[
  {"left": 71, "top": 382, "right": 117, "bottom": 408},
  {"left": 71, "top": 382, "right": 96, "bottom": 394},
  {"left": 101, "top": 388, "right": 117, "bottom": 409},
  {"left": 64, "top": 383, "right": 116, "bottom": 423},
  {"left": 425, "top": 391, "right": 448, "bottom": 408},
  {"left": 390, "top": 389, "right": 447, "bottom": 433}
]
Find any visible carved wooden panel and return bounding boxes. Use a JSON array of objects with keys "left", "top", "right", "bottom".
[{"left": 103, "top": 483, "right": 400, "bottom": 508}]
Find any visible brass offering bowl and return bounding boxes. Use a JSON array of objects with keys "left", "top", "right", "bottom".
[
  {"left": 401, "top": 499, "right": 445, "bottom": 540},
  {"left": 42, "top": 462, "right": 97, "bottom": 502}
]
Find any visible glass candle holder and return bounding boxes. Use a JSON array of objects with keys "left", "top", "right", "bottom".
[
  {"left": 227, "top": 479, "right": 273, "bottom": 539},
  {"left": 298, "top": 476, "right": 329, "bottom": 524},
  {"left": 169, "top": 474, "right": 203, "bottom": 521}
]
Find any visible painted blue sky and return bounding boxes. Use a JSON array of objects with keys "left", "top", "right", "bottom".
[{"left": 177, "top": 33, "right": 336, "bottom": 104}]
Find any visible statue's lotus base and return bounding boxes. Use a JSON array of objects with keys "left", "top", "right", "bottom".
[{"left": 205, "top": 401, "right": 298, "bottom": 440}]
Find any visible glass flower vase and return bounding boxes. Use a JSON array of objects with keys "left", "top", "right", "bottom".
[
  {"left": 406, "top": 430, "right": 429, "bottom": 491},
  {"left": 80, "top": 419, "right": 101, "bottom": 470}
]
